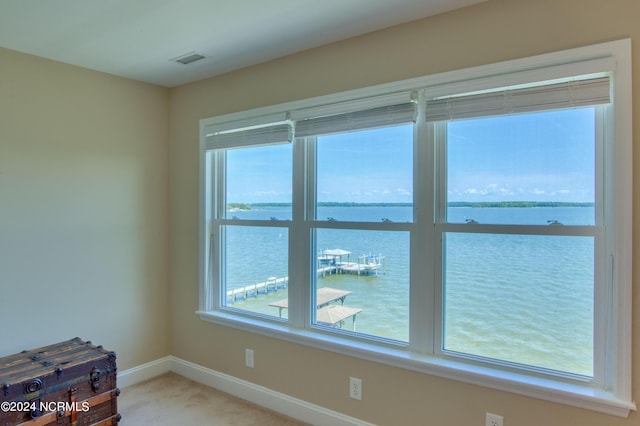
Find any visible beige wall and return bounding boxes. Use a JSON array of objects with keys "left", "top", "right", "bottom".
[
  {"left": 169, "top": 0, "right": 639, "bottom": 425},
  {"left": 1, "top": 0, "right": 637, "bottom": 424},
  {"left": 0, "top": 47, "right": 171, "bottom": 369}
]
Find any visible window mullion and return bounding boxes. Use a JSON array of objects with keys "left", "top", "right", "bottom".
[
  {"left": 211, "top": 151, "right": 226, "bottom": 311},
  {"left": 287, "top": 138, "right": 310, "bottom": 328},
  {"left": 431, "top": 121, "right": 446, "bottom": 356},
  {"left": 410, "top": 91, "right": 435, "bottom": 354}
]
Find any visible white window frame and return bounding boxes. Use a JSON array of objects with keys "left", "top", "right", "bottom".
[{"left": 198, "top": 39, "right": 634, "bottom": 417}]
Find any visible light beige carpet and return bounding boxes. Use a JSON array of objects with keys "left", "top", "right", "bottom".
[{"left": 119, "top": 373, "right": 308, "bottom": 425}]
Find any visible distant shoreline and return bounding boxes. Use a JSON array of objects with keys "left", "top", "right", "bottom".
[
  {"left": 447, "top": 201, "right": 594, "bottom": 208},
  {"left": 227, "top": 201, "right": 594, "bottom": 210}
]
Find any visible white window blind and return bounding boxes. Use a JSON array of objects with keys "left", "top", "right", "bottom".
[
  {"left": 425, "top": 76, "right": 610, "bottom": 122},
  {"left": 205, "top": 123, "right": 293, "bottom": 150},
  {"left": 295, "top": 102, "right": 416, "bottom": 137}
]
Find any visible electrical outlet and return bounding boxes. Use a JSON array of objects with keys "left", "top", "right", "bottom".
[
  {"left": 349, "top": 377, "right": 362, "bottom": 400},
  {"left": 245, "top": 348, "right": 254, "bottom": 368},
  {"left": 486, "top": 412, "right": 503, "bottom": 426}
]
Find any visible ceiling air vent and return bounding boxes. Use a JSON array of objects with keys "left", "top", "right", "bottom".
[{"left": 171, "top": 52, "right": 206, "bottom": 65}]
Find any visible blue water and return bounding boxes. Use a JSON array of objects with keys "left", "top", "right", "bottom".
[{"left": 223, "top": 206, "right": 594, "bottom": 376}]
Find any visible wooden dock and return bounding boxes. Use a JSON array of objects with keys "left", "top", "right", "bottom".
[
  {"left": 317, "top": 305, "right": 362, "bottom": 330},
  {"left": 226, "top": 276, "right": 288, "bottom": 303},
  {"left": 269, "top": 287, "right": 351, "bottom": 316},
  {"left": 269, "top": 287, "right": 361, "bottom": 330},
  {"left": 226, "top": 249, "right": 384, "bottom": 306},
  {"left": 226, "top": 260, "right": 354, "bottom": 303}
]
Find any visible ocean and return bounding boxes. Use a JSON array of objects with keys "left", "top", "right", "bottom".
[{"left": 222, "top": 205, "right": 594, "bottom": 377}]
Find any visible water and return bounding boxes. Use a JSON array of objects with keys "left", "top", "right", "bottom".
[
  {"left": 444, "top": 232, "right": 593, "bottom": 376},
  {"left": 222, "top": 205, "right": 594, "bottom": 377}
]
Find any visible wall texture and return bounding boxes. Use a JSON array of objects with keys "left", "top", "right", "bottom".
[
  {"left": 169, "top": 0, "right": 639, "bottom": 425},
  {"left": 0, "top": 47, "right": 171, "bottom": 370}
]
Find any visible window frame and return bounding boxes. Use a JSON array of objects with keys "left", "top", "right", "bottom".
[{"left": 198, "top": 39, "right": 634, "bottom": 417}]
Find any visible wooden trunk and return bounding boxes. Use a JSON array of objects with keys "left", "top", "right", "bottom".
[{"left": 0, "top": 338, "right": 120, "bottom": 426}]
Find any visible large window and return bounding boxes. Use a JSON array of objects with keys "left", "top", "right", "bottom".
[{"left": 199, "top": 41, "right": 633, "bottom": 416}]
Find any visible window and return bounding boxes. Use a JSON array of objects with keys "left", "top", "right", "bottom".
[
  {"left": 199, "top": 40, "right": 633, "bottom": 416},
  {"left": 311, "top": 120, "right": 414, "bottom": 342},
  {"left": 219, "top": 143, "right": 292, "bottom": 318},
  {"left": 431, "top": 84, "right": 608, "bottom": 378}
]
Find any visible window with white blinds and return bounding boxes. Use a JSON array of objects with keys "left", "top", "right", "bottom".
[{"left": 198, "top": 40, "right": 633, "bottom": 417}]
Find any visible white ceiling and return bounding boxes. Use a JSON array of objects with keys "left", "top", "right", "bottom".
[{"left": 0, "top": 0, "right": 484, "bottom": 88}]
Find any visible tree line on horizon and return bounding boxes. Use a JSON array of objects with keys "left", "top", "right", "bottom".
[{"left": 227, "top": 201, "right": 594, "bottom": 210}]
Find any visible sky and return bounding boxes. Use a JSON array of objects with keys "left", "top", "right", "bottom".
[
  {"left": 447, "top": 108, "right": 595, "bottom": 203},
  {"left": 226, "top": 107, "right": 595, "bottom": 204}
]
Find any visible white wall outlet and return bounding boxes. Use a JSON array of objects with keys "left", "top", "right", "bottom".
[
  {"left": 245, "top": 348, "right": 254, "bottom": 368},
  {"left": 349, "top": 377, "right": 362, "bottom": 400},
  {"left": 486, "top": 412, "right": 503, "bottom": 426}
]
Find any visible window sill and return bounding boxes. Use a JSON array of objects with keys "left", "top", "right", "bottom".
[{"left": 197, "top": 310, "right": 635, "bottom": 418}]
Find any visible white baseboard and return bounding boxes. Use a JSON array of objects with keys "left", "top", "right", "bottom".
[
  {"left": 117, "top": 356, "right": 172, "bottom": 389},
  {"left": 118, "top": 356, "right": 374, "bottom": 426}
]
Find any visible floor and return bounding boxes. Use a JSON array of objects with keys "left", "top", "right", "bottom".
[{"left": 119, "top": 373, "right": 308, "bottom": 425}]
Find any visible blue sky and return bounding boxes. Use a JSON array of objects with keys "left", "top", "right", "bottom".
[
  {"left": 226, "top": 144, "right": 292, "bottom": 203},
  {"left": 316, "top": 125, "right": 413, "bottom": 203},
  {"left": 447, "top": 108, "right": 595, "bottom": 203},
  {"left": 226, "top": 108, "right": 595, "bottom": 204}
]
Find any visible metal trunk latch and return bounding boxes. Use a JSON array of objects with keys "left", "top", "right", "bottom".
[
  {"left": 28, "top": 398, "right": 42, "bottom": 419},
  {"left": 25, "top": 378, "right": 43, "bottom": 394},
  {"left": 90, "top": 367, "right": 101, "bottom": 391}
]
